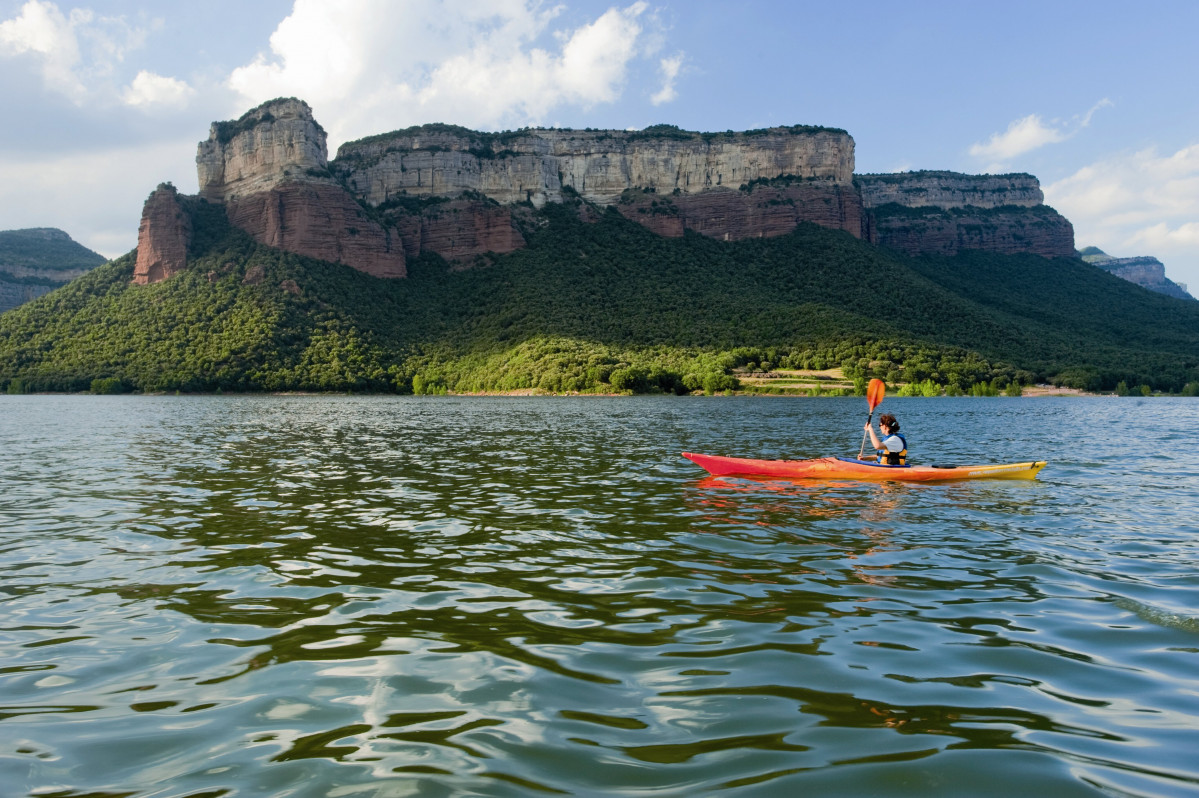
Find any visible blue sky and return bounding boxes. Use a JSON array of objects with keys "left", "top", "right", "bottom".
[{"left": 2, "top": 0, "right": 1197, "bottom": 290}]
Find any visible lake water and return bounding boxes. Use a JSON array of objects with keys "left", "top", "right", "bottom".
[{"left": 2, "top": 395, "right": 1198, "bottom": 797}]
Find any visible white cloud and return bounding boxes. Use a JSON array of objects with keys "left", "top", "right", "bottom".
[
  {"left": 122, "top": 70, "right": 194, "bottom": 108},
  {"left": 970, "top": 99, "right": 1114, "bottom": 166},
  {"left": 1046, "top": 144, "right": 1199, "bottom": 288},
  {"left": 650, "top": 53, "right": 682, "bottom": 105},
  {"left": 1079, "top": 98, "right": 1114, "bottom": 128},
  {"left": 0, "top": 0, "right": 85, "bottom": 98},
  {"left": 1129, "top": 221, "right": 1199, "bottom": 249},
  {"left": 226, "top": 0, "right": 671, "bottom": 147},
  {"left": 970, "top": 114, "right": 1066, "bottom": 162},
  {"left": 0, "top": 0, "right": 148, "bottom": 104},
  {"left": 0, "top": 137, "right": 199, "bottom": 259}
]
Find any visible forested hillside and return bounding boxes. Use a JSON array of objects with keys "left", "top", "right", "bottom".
[
  {"left": 2, "top": 199, "right": 1197, "bottom": 394},
  {"left": 0, "top": 228, "right": 108, "bottom": 314}
]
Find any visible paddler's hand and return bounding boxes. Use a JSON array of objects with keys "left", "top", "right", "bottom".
[{"left": 864, "top": 422, "right": 872, "bottom": 431}]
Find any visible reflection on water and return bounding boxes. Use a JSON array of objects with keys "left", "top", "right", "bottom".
[{"left": 2, "top": 395, "right": 1198, "bottom": 796}]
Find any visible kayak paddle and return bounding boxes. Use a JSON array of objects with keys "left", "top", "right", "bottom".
[{"left": 857, "top": 378, "right": 886, "bottom": 460}]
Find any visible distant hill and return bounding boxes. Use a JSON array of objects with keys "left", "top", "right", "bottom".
[
  {"left": 0, "top": 228, "right": 108, "bottom": 313},
  {"left": 2, "top": 200, "right": 1197, "bottom": 395},
  {"left": 1078, "top": 246, "right": 1192, "bottom": 300}
]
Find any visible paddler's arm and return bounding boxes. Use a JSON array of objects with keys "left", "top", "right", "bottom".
[{"left": 864, "top": 421, "right": 882, "bottom": 450}]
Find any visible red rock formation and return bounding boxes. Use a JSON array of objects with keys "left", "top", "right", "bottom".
[
  {"left": 868, "top": 207, "right": 1075, "bottom": 259},
  {"left": 132, "top": 185, "right": 192, "bottom": 285},
  {"left": 189, "top": 101, "right": 1077, "bottom": 275},
  {"left": 616, "top": 181, "right": 864, "bottom": 242},
  {"left": 390, "top": 200, "right": 525, "bottom": 261},
  {"left": 200, "top": 99, "right": 406, "bottom": 279},
  {"left": 226, "top": 182, "right": 406, "bottom": 278}
]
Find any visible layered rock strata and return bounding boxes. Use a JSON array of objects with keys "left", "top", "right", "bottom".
[
  {"left": 615, "top": 181, "right": 864, "bottom": 241},
  {"left": 132, "top": 184, "right": 192, "bottom": 285},
  {"left": 1083, "top": 252, "right": 1193, "bottom": 299},
  {"left": 857, "top": 171, "right": 1074, "bottom": 258},
  {"left": 128, "top": 100, "right": 1080, "bottom": 286},
  {"left": 194, "top": 98, "right": 405, "bottom": 280},
  {"left": 333, "top": 124, "right": 861, "bottom": 243},
  {"left": 197, "top": 98, "right": 327, "bottom": 203},
  {"left": 857, "top": 171, "right": 1044, "bottom": 209},
  {"left": 866, "top": 206, "right": 1076, "bottom": 259},
  {"left": 334, "top": 125, "right": 855, "bottom": 207},
  {"left": 390, "top": 200, "right": 526, "bottom": 260},
  {"left": 226, "top": 183, "right": 406, "bottom": 279}
]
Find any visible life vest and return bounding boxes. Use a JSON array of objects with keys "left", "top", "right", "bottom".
[{"left": 877, "top": 433, "right": 907, "bottom": 465}]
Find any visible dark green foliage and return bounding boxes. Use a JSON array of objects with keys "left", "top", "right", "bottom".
[
  {"left": 740, "top": 175, "right": 829, "bottom": 192},
  {"left": 869, "top": 202, "right": 1064, "bottom": 222},
  {"left": 213, "top": 109, "right": 274, "bottom": 144},
  {"left": 1, "top": 197, "right": 1197, "bottom": 395},
  {"left": 903, "top": 249, "right": 1199, "bottom": 390},
  {"left": 337, "top": 122, "right": 849, "bottom": 166},
  {"left": 211, "top": 97, "right": 325, "bottom": 144},
  {"left": 0, "top": 228, "right": 107, "bottom": 273},
  {"left": 856, "top": 170, "right": 1036, "bottom": 182}
]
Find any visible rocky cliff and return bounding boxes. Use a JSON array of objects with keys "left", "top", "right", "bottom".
[
  {"left": 857, "top": 171, "right": 1074, "bottom": 258},
  {"left": 127, "top": 99, "right": 1081, "bottom": 287},
  {"left": 191, "top": 98, "right": 405, "bottom": 281},
  {"left": 1081, "top": 248, "right": 1193, "bottom": 299},
  {"left": 614, "top": 180, "right": 863, "bottom": 240},
  {"left": 196, "top": 98, "right": 328, "bottom": 203},
  {"left": 334, "top": 124, "right": 855, "bottom": 206},
  {"left": 333, "top": 123, "right": 860, "bottom": 243},
  {"left": 226, "top": 183, "right": 406, "bottom": 279},
  {"left": 858, "top": 171, "right": 1044, "bottom": 209},
  {"left": 132, "top": 184, "right": 192, "bottom": 285}
]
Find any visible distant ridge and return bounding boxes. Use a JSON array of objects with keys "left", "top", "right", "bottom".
[
  {"left": 0, "top": 228, "right": 107, "bottom": 314},
  {"left": 1078, "top": 246, "right": 1192, "bottom": 300}
]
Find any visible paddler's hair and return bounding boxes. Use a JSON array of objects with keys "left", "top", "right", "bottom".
[{"left": 878, "top": 414, "right": 899, "bottom": 431}]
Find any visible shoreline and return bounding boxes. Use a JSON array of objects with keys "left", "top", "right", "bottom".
[{"left": 5, "top": 385, "right": 1113, "bottom": 398}]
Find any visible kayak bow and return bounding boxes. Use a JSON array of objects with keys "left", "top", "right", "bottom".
[{"left": 682, "top": 452, "right": 1046, "bottom": 482}]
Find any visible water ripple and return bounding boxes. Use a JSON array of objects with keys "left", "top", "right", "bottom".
[{"left": 2, "top": 395, "right": 1198, "bottom": 796}]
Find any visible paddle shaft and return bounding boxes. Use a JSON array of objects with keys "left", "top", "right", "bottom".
[
  {"left": 858, "top": 379, "right": 886, "bottom": 460},
  {"left": 858, "top": 411, "right": 874, "bottom": 460}
]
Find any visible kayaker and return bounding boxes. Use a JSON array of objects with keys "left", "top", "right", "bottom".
[{"left": 864, "top": 414, "right": 907, "bottom": 465}]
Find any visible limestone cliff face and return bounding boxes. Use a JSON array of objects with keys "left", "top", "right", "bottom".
[
  {"left": 132, "top": 184, "right": 192, "bottom": 285},
  {"left": 161, "top": 102, "right": 1076, "bottom": 282},
  {"left": 1083, "top": 252, "right": 1193, "bottom": 299},
  {"left": 333, "top": 125, "right": 859, "bottom": 243},
  {"left": 334, "top": 125, "right": 855, "bottom": 209},
  {"left": 857, "top": 171, "right": 1073, "bottom": 258},
  {"left": 196, "top": 98, "right": 405, "bottom": 278},
  {"left": 857, "top": 171, "right": 1044, "bottom": 209},
  {"left": 197, "top": 98, "right": 327, "bottom": 203}
]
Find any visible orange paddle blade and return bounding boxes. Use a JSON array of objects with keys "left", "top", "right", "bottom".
[{"left": 867, "top": 378, "right": 886, "bottom": 411}]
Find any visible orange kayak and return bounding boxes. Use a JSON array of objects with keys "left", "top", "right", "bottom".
[{"left": 682, "top": 452, "right": 1047, "bottom": 482}]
